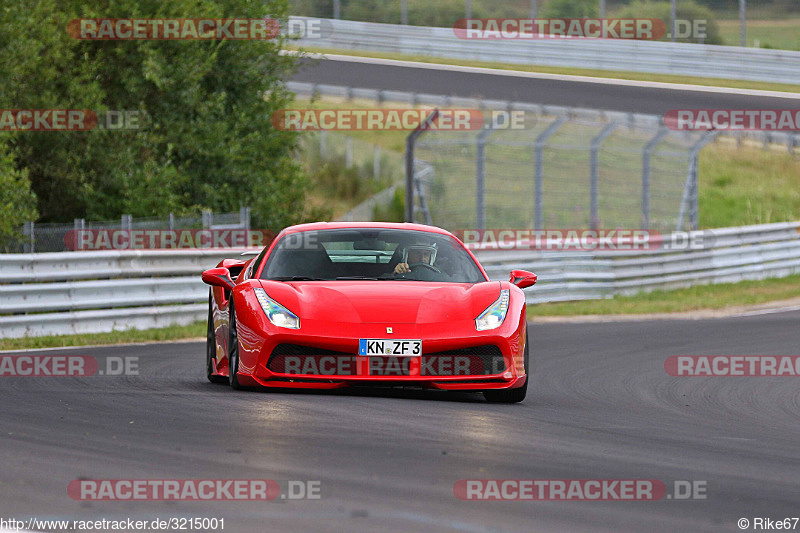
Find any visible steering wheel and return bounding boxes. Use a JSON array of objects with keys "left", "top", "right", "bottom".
[{"left": 409, "top": 263, "right": 441, "bottom": 273}]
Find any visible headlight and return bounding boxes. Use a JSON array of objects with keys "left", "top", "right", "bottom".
[
  {"left": 475, "top": 289, "right": 509, "bottom": 331},
  {"left": 254, "top": 288, "right": 300, "bottom": 329}
]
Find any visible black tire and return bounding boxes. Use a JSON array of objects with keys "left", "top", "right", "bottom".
[
  {"left": 484, "top": 326, "right": 529, "bottom": 403},
  {"left": 206, "top": 291, "right": 226, "bottom": 384},
  {"left": 228, "top": 302, "right": 243, "bottom": 390}
]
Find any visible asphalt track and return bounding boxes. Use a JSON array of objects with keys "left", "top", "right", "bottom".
[
  {"left": 2, "top": 312, "right": 799, "bottom": 532},
  {"left": 290, "top": 55, "right": 800, "bottom": 114}
]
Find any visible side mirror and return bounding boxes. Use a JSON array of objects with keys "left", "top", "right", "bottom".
[
  {"left": 510, "top": 269, "right": 537, "bottom": 289},
  {"left": 202, "top": 267, "right": 235, "bottom": 290}
]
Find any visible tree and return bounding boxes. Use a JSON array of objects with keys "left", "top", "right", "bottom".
[
  {"left": 0, "top": 0, "right": 309, "bottom": 230},
  {"left": 0, "top": 143, "right": 38, "bottom": 251}
]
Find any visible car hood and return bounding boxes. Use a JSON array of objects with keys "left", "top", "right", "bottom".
[{"left": 257, "top": 280, "right": 502, "bottom": 324}]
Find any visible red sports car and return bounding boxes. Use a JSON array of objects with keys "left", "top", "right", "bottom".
[{"left": 201, "top": 222, "right": 537, "bottom": 402}]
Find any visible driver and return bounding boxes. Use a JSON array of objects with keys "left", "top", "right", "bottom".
[{"left": 393, "top": 243, "right": 437, "bottom": 274}]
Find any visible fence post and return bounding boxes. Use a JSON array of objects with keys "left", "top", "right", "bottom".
[
  {"left": 240, "top": 206, "right": 251, "bottom": 231},
  {"left": 168, "top": 213, "right": 175, "bottom": 232},
  {"left": 534, "top": 117, "right": 567, "bottom": 230},
  {"left": 590, "top": 121, "right": 621, "bottom": 231},
  {"left": 405, "top": 109, "right": 439, "bottom": 222},
  {"left": 23, "top": 221, "right": 34, "bottom": 253},
  {"left": 677, "top": 131, "right": 719, "bottom": 231},
  {"left": 121, "top": 214, "right": 132, "bottom": 231},
  {"left": 642, "top": 127, "right": 669, "bottom": 230},
  {"left": 202, "top": 210, "right": 213, "bottom": 229},
  {"left": 373, "top": 145, "right": 381, "bottom": 179},
  {"left": 476, "top": 126, "right": 496, "bottom": 231}
]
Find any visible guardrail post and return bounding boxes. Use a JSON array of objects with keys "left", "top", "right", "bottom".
[
  {"left": 642, "top": 127, "right": 669, "bottom": 230},
  {"left": 534, "top": 117, "right": 567, "bottom": 230},
  {"left": 590, "top": 121, "right": 621, "bottom": 231},
  {"left": 405, "top": 109, "right": 439, "bottom": 222},
  {"left": 476, "top": 125, "right": 496, "bottom": 231}
]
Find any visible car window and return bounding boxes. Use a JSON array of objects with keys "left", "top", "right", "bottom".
[{"left": 261, "top": 228, "right": 485, "bottom": 283}]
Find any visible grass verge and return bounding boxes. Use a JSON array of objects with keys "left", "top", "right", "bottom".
[
  {"left": 717, "top": 19, "right": 800, "bottom": 51},
  {"left": 0, "top": 321, "right": 205, "bottom": 352},
  {"left": 699, "top": 142, "right": 800, "bottom": 228},
  {"left": 527, "top": 273, "right": 800, "bottom": 317},
  {"left": 290, "top": 46, "right": 800, "bottom": 94}
]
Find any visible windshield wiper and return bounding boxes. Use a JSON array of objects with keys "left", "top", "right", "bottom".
[
  {"left": 269, "top": 276, "right": 325, "bottom": 281},
  {"left": 335, "top": 276, "right": 380, "bottom": 280}
]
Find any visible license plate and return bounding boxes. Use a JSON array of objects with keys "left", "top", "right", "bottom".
[{"left": 359, "top": 339, "right": 422, "bottom": 356}]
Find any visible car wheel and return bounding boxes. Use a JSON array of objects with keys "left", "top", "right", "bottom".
[
  {"left": 484, "top": 327, "right": 529, "bottom": 403},
  {"left": 228, "top": 302, "right": 243, "bottom": 390},
  {"left": 206, "top": 291, "right": 226, "bottom": 384}
]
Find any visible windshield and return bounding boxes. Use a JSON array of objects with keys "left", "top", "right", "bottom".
[{"left": 261, "top": 228, "right": 485, "bottom": 283}]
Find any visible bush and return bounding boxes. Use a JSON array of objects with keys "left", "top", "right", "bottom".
[
  {"left": 614, "top": 0, "right": 722, "bottom": 44},
  {"left": 541, "top": 0, "right": 599, "bottom": 18}
]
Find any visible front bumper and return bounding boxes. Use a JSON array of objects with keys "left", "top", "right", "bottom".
[{"left": 234, "top": 322, "right": 526, "bottom": 391}]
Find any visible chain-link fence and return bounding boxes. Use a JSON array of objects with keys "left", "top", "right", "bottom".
[
  {"left": 409, "top": 112, "right": 716, "bottom": 233},
  {"left": 8, "top": 208, "right": 251, "bottom": 253},
  {"left": 287, "top": 81, "right": 793, "bottom": 233}
]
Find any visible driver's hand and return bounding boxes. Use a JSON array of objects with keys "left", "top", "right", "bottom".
[{"left": 394, "top": 263, "right": 410, "bottom": 274}]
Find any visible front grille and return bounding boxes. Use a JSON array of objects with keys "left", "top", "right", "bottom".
[
  {"left": 266, "top": 343, "right": 506, "bottom": 376},
  {"left": 426, "top": 345, "right": 506, "bottom": 375},
  {"left": 267, "top": 344, "right": 349, "bottom": 373},
  {"left": 270, "top": 344, "right": 349, "bottom": 357}
]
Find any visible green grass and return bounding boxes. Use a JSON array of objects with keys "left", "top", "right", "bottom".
[
  {"left": 699, "top": 143, "right": 800, "bottom": 228},
  {"left": 718, "top": 19, "right": 800, "bottom": 50},
  {"left": 0, "top": 321, "right": 205, "bottom": 351},
  {"left": 290, "top": 46, "right": 800, "bottom": 94},
  {"left": 528, "top": 273, "right": 800, "bottom": 317}
]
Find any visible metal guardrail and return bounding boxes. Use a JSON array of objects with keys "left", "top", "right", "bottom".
[
  {"left": 476, "top": 222, "right": 800, "bottom": 304},
  {"left": 290, "top": 17, "right": 800, "bottom": 85},
  {"left": 1, "top": 222, "right": 799, "bottom": 338},
  {"left": 0, "top": 249, "right": 253, "bottom": 338}
]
